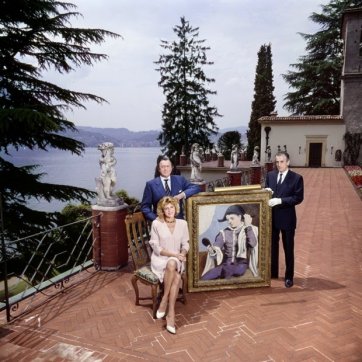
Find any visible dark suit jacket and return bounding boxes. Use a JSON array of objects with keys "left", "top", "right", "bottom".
[
  {"left": 141, "top": 175, "right": 200, "bottom": 221},
  {"left": 265, "top": 169, "right": 304, "bottom": 230}
]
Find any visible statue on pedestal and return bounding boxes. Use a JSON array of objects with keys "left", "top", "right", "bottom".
[
  {"left": 190, "top": 143, "right": 204, "bottom": 182},
  {"left": 95, "top": 142, "right": 123, "bottom": 207},
  {"left": 251, "top": 146, "right": 260, "bottom": 166},
  {"left": 230, "top": 144, "right": 239, "bottom": 170},
  {"left": 205, "top": 147, "right": 211, "bottom": 161},
  {"left": 266, "top": 145, "right": 272, "bottom": 162}
]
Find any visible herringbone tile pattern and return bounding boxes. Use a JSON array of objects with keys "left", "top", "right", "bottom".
[{"left": 1, "top": 168, "right": 361, "bottom": 361}]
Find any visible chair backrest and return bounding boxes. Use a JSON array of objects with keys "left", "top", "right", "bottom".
[{"left": 125, "top": 212, "right": 152, "bottom": 270}]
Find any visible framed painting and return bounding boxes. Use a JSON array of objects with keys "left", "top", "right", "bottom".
[{"left": 186, "top": 186, "right": 271, "bottom": 292}]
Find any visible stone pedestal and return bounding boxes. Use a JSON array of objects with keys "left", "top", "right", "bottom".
[
  {"left": 265, "top": 162, "right": 274, "bottom": 173},
  {"left": 250, "top": 165, "right": 262, "bottom": 185},
  {"left": 179, "top": 154, "right": 187, "bottom": 166},
  {"left": 192, "top": 181, "right": 206, "bottom": 192},
  {"left": 92, "top": 204, "right": 129, "bottom": 271},
  {"left": 217, "top": 155, "right": 224, "bottom": 167},
  {"left": 227, "top": 170, "right": 242, "bottom": 186}
]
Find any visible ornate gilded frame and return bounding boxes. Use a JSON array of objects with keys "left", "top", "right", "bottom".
[{"left": 186, "top": 187, "right": 271, "bottom": 292}]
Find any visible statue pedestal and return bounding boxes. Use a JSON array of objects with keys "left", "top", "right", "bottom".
[
  {"left": 227, "top": 170, "right": 242, "bottom": 186},
  {"left": 265, "top": 162, "right": 274, "bottom": 173},
  {"left": 179, "top": 154, "right": 187, "bottom": 166},
  {"left": 92, "top": 204, "right": 129, "bottom": 270},
  {"left": 250, "top": 165, "right": 262, "bottom": 185},
  {"left": 217, "top": 155, "right": 224, "bottom": 167},
  {"left": 191, "top": 180, "right": 206, "bottom": 192}
]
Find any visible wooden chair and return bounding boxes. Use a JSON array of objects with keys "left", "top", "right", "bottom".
[{"left": 125, "top": 212, "right": 187, "bottom": 318}]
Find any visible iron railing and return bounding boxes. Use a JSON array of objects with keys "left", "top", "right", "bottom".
[{"left": 0, "top": 213, "right": 101, "bottom": 322}]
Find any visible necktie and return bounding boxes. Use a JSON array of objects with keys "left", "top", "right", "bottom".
[
  {"left": 164, "top": 179, "right": 171, "bottom": 195},
  {"left": 277, "top": 173, "right": 283, "bottom": 185}
]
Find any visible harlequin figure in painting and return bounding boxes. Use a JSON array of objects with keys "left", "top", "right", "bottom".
[{"left": 201, "top": 205, "right": 259, "bottom": 280}]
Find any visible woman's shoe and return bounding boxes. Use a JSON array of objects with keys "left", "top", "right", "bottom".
[
  {"left": 156, "top": 310, "right": 166, "bottom": 319},
  {"left": 166, "top": 324, "right": 176, "bottom": 334},
  {"left": 166, "top": 315, "right": 176, "bottom": 334}
]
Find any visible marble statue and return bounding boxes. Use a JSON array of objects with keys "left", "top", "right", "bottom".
[
  {"left": 205, "top": 147, "right": 211, "bottom": 161},
  {"left": 230, "top": 144, "right": 239, "bottom": 170},
  {"left": 190, "top": 143, "right": 203, "bottom": 182},
  {"left": 96, "top": 142, "right": 123, "bottom": 207},
  {"left": 251, "top": 146, "right": 260, "bottom": 166},
  {"left": 266, "top": 145, "right": 272, "bottom": 162}
]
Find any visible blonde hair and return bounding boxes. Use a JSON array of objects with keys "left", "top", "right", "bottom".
[{"left": 156, "top": 196, "right": 180, "bottom": 219}]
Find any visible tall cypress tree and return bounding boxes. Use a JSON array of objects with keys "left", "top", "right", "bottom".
[
  {"left": 155, "top": 17, "right": 221, "bottom": 162},
  {"left": 0, "top": 0, "right": 120, "bottom": 239},
  {"left": 282, "top": 0, "right": 362, "bottom": 115},
  {"left": 246, "top": 44, "right": 276, "bottom": 160}
]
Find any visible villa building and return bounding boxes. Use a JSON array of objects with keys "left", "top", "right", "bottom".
[{"left": 259, "top": 7, "right": 362, "bottom": 167}]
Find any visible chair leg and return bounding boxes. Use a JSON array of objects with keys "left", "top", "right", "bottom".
[
  {"left": 181, "top": 274, "right": 187, "bottom": 304},
  {"left": 151, "top": 284, "right": 159, "bottom": 319},
  {"left": 131, "top": 275, "right": 140, "bottom": 306}
]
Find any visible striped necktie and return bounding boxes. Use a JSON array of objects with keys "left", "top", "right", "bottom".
[
  {"left": 277, "top": 173, "right": 283, "bottom": 185},
  {"left": 164, "top": 179, "right": 171, "bottom": 195}
]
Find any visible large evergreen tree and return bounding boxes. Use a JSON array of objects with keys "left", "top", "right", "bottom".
[
  {"left": 155, "top": 17, "right": 221, "bottom": 162},
  {"left": 282, "top": 0, "right": 362, "bottom": 115},
  {"left": 246, "top": 44, "right": 276, "bottom": 160},
  {"left": 0, "top": 0, "right": 120, "bottom": 239}
]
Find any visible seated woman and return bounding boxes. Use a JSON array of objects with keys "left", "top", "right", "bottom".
[{"left": 149, "top": 196, "right": 189, "bottom": 334}]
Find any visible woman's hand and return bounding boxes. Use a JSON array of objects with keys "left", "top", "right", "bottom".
[{"left": 176, "top": 253, "right": 186, "bottom": 262}]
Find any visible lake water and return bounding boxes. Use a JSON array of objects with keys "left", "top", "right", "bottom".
[{"left": 2, "top": 147, "right": 162, "bottom": 211}]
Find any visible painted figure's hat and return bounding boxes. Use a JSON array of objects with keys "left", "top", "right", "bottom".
[{"left": 218, "top": 205, "right": 245, "bottom": 222}]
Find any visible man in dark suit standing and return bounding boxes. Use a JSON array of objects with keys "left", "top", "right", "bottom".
[
  {"left": 265, "top": 151, "right": 304, "bottom": 288},
  {"left": 141, "top": 155, "right": 200, "bottom": 221}
]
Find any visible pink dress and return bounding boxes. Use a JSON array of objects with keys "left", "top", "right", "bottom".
[{"left": 149, "top": 219, "right": 190, "bottom": 283}]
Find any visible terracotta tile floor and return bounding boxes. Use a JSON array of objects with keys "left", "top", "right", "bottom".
[{"left": 1, "top": 168, "right": 361, "bottom": 361}]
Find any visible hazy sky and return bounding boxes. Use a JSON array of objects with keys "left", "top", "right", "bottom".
[{"left": 49, "top": 0, "right": 329, "bottom": 131}]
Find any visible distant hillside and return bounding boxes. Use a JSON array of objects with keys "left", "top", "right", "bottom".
[
  {"left": 62, "top": 125, "right": 248, "bottom": 147},
  {"left": 61, "top": 127, "right": 160, "bottom": 147}
]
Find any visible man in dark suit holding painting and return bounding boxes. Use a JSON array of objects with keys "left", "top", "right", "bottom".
[{"left": 265, "top": 151, "right": 304, "bottom": 288}]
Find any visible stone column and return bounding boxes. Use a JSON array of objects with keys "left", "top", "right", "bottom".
[
  {"left": 227, "top": 170, "right": 242, "bottom": 186},
  {"left": 217, "top": 155, "right": 224, "bottom": 167},
  {"left": 92, "top": 204, "right": 129, "bottom": 271},
  {"left": 250, "top": 165, "right": 262, "bottom": 185}
]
